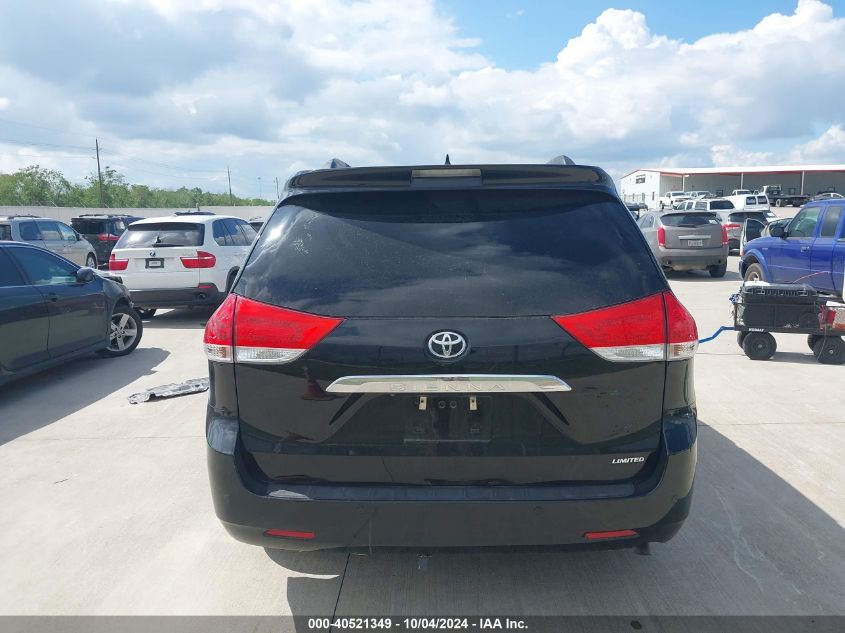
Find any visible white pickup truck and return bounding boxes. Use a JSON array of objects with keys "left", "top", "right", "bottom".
[{"left": 658, "top": 191, "right": 691, "bottom": 210}]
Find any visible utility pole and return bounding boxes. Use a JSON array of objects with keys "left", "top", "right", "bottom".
[
  {"left": 258, "top": 176, "right": 262, "bottom": 200},
  {"left": 95, "top": 138, "right": 105, "bottom": 208},
  {"left": 275, "top": 177, "right": 280, "bottom": 199},
  {"left": 227, "top": 166, "right": 234, "bottom": 206}
]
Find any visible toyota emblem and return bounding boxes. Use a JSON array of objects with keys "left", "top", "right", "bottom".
[{"left": 427, "top": 331, "right": 468, "bottom": 360}]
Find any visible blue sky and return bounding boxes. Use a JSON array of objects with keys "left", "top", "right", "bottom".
[
  {"left": 440, "top": 0, "right": 845, "bottom": 69},
  {"left": 0, "top": 0, "right": 844, "bottom": 196}
]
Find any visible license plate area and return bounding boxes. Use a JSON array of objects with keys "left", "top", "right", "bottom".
[
  {"left": 145, "top": 258, "right": 164, "bottom": 269},
  {"left": 686, "top": 239, "right": 704, "bottom": 247},
  {"left": 404, "top": 395, "right": 492, "bottom": 444}
]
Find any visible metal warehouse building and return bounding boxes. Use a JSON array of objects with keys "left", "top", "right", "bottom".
[{"left": 619, "top": 165, "right": 845, "bottom": 208}]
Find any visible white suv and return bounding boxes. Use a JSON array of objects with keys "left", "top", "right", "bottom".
[{"left": 109, "top": 214, "right": 256, "bottom": 317}]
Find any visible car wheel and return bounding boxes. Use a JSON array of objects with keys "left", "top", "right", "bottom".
[
  {"left": 743, "top": 263, "right": 765, "bottom": 282},
  {"left": 225, "top": 270, "right": 238, "bottom": 294},
  {"left": 737, "top": 331, "right": 748, "bottom": 347},
  {"left": 812, "top": 337, "right": 845, "bottom": 365},
  {"left": 97, "top": 305, "right": 143, "bottom": 357},
  {"left": 807, "top": 334, "right": 823, "bottom": 351},
  {"left": 742, "top": 331, "right": 777, "bottom": 360},
  {"left": 775, "top": 199, "right": 782, "bottom": 207},
  {"left": 86, "top": 254, "right": 97, "bottom": 268},
  {"left": 709, "top": 262, "right": 727, "bottom": 278},
  {"left": 136, "top": 308, "right": 157, "bottom": 319}
]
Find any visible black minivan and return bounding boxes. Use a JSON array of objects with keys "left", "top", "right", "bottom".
[{"left": 204, "top": 161, "right": 699, "bottom": 551}]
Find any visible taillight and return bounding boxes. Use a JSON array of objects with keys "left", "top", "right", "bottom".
[
  {"left": 203, "top": 294, "right": 344, "bottom": 364},
  {"left": 98, "top": 233, "right": 119, "bottom": 242},
  {"left": 657, "top": 226, "right": 666, "bottom": 247},
  {"left": 724, "top": 223, "right": 741, "bottom": 231},
  {"left": 181, "top": 250, "right": 216, "bottom": 268},
  {"left": 721, "top": 225, "right": 729, "bottom": 246},
  {"left": 663, "top": 292, "right": 698, "bottom": 360},
  {"left": 552, "top": 291, "right": 697, "bottom": 362},
  {"left": 108, "top": 252, "right": 128, "bottom": 271}
]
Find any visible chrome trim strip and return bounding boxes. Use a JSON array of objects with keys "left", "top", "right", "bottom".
[{"left": 325, "top": 374, "right": 571, "bottom": 394}]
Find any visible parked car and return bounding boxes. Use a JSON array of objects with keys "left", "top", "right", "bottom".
[
  {"left": 71, "top": 214, "right": 142, "bottom": 269},
  {"left": 248, "top": 216, "right": 265, "bottom": 232},
  {"left": 739, "top": 217, "right": 791, "bottom": 257},
  {"left": 685, "top": 191, "right": 712, "bottom": 199},
  {"left": 639, "top": 210, "right": 728, "bottom": 277},
  {"left": 731, "top": 189, "right": 754, "bottom": 196},
  {"left": 0, "top": 215, "right": 98, "bottom": 268},
  {"left": 624, "top": 202, "right": 643, "bottom": 219},
  {"left": 740, "top": 199, "right": 844, "bottom": 295},
  {"left": 109, "top": 214, "right": 256, "bottom": 318},
  {"left": 204, "top": 159, "right": 699, "bottom": 552},
  {"left": 810, "top": 192, "right": 844, "bottom": 202},
  {"left": 704, "top": 202, "right": 769, "bottom": 252},
  {"left": 659, "top": 191, "right": 691, "bottom": 210},
  {"left": 0, "top": 242, "right": 142, "bottom": 386}
]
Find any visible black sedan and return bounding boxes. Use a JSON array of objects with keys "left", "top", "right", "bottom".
[{"left": 0, "top": 242, "right": 143, "bottom": 387}]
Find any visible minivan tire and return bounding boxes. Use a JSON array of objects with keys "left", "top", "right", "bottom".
[
  {"left": 742, "top": 331, "right": 776, "bottom": 360},
  {"left": 709, "top": 262, "right": 727, "bottom": 278},
  {"left": 743, "top": 263, "right": 765, "bottom": 282},
  {"left": 86, "top": 254, "right": 97, "bottom": 268},
  {"left": 98, "top": 305, "right": 143, "bottom": 357}
]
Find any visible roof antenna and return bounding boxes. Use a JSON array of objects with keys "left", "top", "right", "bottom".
[{"left": 444, "top": 154, "right": 451, "bottom": 165}]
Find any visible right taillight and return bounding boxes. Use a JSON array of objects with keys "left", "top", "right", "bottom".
[
  {"left": 552, "top": 291, "right": 697, "bottom": 362},
  {"left": 203, "top": 294, "right": 344, "bottom": 364},
  {"left": 657, "top": 226, "right": 666, "bottom": 247},
  {"left": 108, "top": 252, "right": 128, "bottom": 271}
]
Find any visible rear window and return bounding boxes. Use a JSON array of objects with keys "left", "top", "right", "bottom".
[
  {"left": 756, "top": 196, "right": 768, "bottom": 204},
  {"left": 660, "top": 213, "right": 719, "bottom": 227},
  {"left": 71, "top": 219, "right": 106, "bottom": 233},
  {"left": 709, "top": 200, "right": 734, "bottom": 210},
  {"left": 0, "top": 224, "right": 10, "bottom": 241},
  {"left": 237, "top": 189, "right": 665, "bottom": 318},
  {"left": 115, "top": 222, "right": 204, "bottom": 248},
  {"left": 729, "top": 212, "right": 768, "bottom": 223}
]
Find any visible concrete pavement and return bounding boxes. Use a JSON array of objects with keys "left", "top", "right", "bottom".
[{"left": 0, "top": 258, "right": 843, "bottom": 615}]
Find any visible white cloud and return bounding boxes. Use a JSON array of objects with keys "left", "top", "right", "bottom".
[
  {"left": 0, "top": 0, "right": 844, "bottom": 193},
  {"left": 790, "top": 125, "right": 845, "bottom": 163}
]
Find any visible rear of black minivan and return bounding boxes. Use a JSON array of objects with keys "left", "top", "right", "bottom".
[{"left": 205, "top": 165, "right": 698, "bottom": 551}]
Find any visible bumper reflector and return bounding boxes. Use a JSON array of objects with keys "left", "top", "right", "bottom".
[
  {"left": 263, "top": 529, "right": 316, "bottom": 540},
  {"left": 584, "top": 529, "right": 638, "bottom": 541}
]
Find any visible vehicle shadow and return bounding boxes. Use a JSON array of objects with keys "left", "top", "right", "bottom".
[
  {"left": 667, "top": 269, "right": 743, "bottom": 282},
  {"left": 140, "top": 307, "right": 215, "bottom": 330},
  {"left": 265, "top": 423, "right": 845, "bottom": 619},
  {"left": 0, "top": 346, "right": 169, "bottom": 446}
]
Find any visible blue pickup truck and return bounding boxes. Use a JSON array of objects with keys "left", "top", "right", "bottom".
[{"left": 740, "top": 199, "right": 844, "bottom": 296}]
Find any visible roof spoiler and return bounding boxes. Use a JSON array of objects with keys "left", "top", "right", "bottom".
[{"left": 547, "top": 155, "right": 576, "bottom": 166}]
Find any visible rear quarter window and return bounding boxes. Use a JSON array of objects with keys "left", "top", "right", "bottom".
[
  {"left": 237, "top": 189, "right": 666, "bottom": 318},
  {"left": 115, "top": 222, "right": 204, "bottom": 248},
  {"left": 0, "top": 224, "right": 10, "bottom": 241}
]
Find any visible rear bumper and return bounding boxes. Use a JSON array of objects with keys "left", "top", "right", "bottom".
[
  {"left": 206, "top": 411, "right": 697, "bottom": 551},
  {"left": 658, "top": 248, "right": 726, "bottom": 270},
  {"left": 128, "top": 285, "right": 222, "bottom": 309}
]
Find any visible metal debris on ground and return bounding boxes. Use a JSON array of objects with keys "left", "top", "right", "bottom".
[{"left": 128, "top": 378, "right": 209, "bottom": 404}]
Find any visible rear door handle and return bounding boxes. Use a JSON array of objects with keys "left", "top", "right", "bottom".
[
  {"left": 800, "top": 246, "right": 811, "bottom": 253},
  {"left": 46, "top": 292, "right": 58, "bottom": 302}
]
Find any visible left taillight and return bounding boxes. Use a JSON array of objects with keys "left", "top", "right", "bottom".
[
  {"left": 721, "top": 225, "right": 729, "bottom": 246},
  {"left": 203, "top": 294, "right": 344, "bottom": 364},
  {"left": 181, "top": 250, "right": 216, "bottom": 269},
  {"left": 108, "top": 252, "right": 128, "bottom": 271},
  {"left": 552, "top": 291, "right": 697, "bottom": 362}
]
